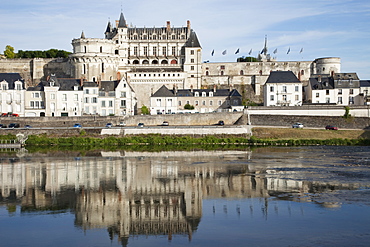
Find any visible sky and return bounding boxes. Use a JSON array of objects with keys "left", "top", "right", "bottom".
[{"left": 1, "top": 0, "right": 370, "bottom": 79}]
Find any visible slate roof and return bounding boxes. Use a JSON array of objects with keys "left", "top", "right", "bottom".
[
  {"left": 265, "top": 71, "right": 301, "bottom": 84},
  {"left": 0, "top": 73, "right": 25, "bottom": 89},
  {"left": 360, "top": 80, "right": 370, "bottom": 87},
  {"left": 152, "top": 85, "right": 241, "bottom": 97},
  {"left": 57, "top": 78, "right": 82, "bottom": 91},
  {"left": 184, "top": 31, "right": 201, "bottom": 48},
  {"left": 118, "top": 12, "right": 127, "bottom": 28},
  {"left": 309, "top": 76, "right": 334, "bottom": 90},
  {"left": 83, "top": 81, "right": 99, "bottom": 87},
  {"left": 334, "top": 73, "right": 359, "bottom": 80},
  {"left": 100, "top": 81, "right": 119, "bottom": 92}
]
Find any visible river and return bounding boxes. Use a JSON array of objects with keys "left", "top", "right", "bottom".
[{"left": 0, "top": 146, "right": 369, "bottom": 246}]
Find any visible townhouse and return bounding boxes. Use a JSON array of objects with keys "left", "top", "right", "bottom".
[{"left": 150, "top": 85, "right": 243, "bottom": 115}]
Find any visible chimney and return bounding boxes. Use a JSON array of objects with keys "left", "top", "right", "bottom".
[
  {"left": 190, "top": 85, "right": 193, "bottom": 93},
  {"left": 115, "top": 20, "right": 119, "bottom": 28},
  {"left": 187, "top": 20, "right": 191, "bottom": 30},
  {"left": 166, "top": 21, "right": 171, "bottom": 32},
  {"left": 213, "top": 85, "right": 217, "bottom": 93},
  {"left": 80, "top": 78, "right": 83, "bottom": 87}
]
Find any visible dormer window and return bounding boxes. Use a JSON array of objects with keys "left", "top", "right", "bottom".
[
  {"left": 202, "top": 92, "right": 206, "bottom": 97},
  {"left": 194, "top": 92, "right": 199, "bottom": 97},
  {"left": 209, "top": 92, "right": 213, "bottom": 97},
  {"left": 1, "top": 83, "right": 8, "bottom": 90}
]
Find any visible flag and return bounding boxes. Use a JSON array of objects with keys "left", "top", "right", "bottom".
[
  {"left": 287, "top": 47, "right": 290, "bottom": 54},
  {"left": 273, "top": 48, "right": 277, "bottom": 54},
  {"left": 211, "top": 49, "right": 214, "bottom": 56},
  {"left": 300, "top": 48, "right": 303, "bottom": 53},
  {"left": 248, "top": 49, "right": 252, "bottom": 55},
  {"left": 222, "top": 50, "right": 227, "bottom": 55},
  {"left": 235, "top": 48, "right": 239, "bottom": 54}
]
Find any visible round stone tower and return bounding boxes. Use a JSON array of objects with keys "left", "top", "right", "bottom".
[{"left": 313, "top": 57, "right": 341, "bottom": 76}]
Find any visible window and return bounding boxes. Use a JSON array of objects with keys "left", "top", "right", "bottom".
[
  {"left": 172, "top": 47, "right": 176, "bottom": 56},
  {"left": 102, "top": 63, "right": 104, "bottom": 73},
  {"left": 167, "top": 99, "right": 173, "bottom": 106},
  {"left": 218, "top": 100, "right": 222, "bottom": 106},
  {"left": 92, "top": 97, "right": 97, "bottom": 103},
  {"left": 153, "top": 47, "right": 157, "bottom": 56},
  {"left": 316, "top": 93, "right": 319, "bottom": 97},
  {"left": 194, "top": 92, "right": 199, "bottom": 97},
  {"left": 191, "top": 66, "right": 194, "bottom": 71},
  {"left": 2, "top": 83, "right": 7, "bottom": 90},
  {"left": 220, "top": 65, "right": 225, "bottom": 69},
  {"left": 85, "top": 97, "right": 89, "bottom": 103},
  {"left": 270, "top": 86, "right": 274, "bottom": 92},
  {"left": 338, "top": 97, "right": 343, "bottom": 104},
  {"left": 51, "top": 93, "right": 55, "bottom": 100},
  {"left": 338, "top": 89, "right": 342, "bottom": 95},
  {"left": 282, "top": 95, "right": 287, "bottom": 101},
  {"left": 282, "top": 86, "right": 287, "bottom": 93},
  {"left": 326, "top": 97, "right": 330, "bottom": 103},
  {"left": 121, "top": 100, "right": 126, "bottom": 107},
  {"left": 85, "top": 89, "right": 89, "bottom": 94},
  {"left": 349, "top": 96, "right": 354, "bottom": 104},
  {"left": 101, "top": 101, "right": 106, "bottom": 107},
  {"left": 74, "top": 94, "right": 78, "bottom": 101},
  {"left": 156, "top": 99, "right": 161, "bottom": 106},
  {"left": 350, "top": 89, "right": 354, "bottom": 94},
  {"left": 209, "top": 92, "right": 213, "bottom": 97},
  {"left": 62, "top": 94, "right": 67, "bottom": 101},
  {"left": 121, "top": 92, "right": 126, "bottom": 97},
  {"left": 16, "top": 84, "right": 22, "bottom": 90},
  {"left": 326, "top": 90, "right": 329, "bottom": 95},
  {"left": 195, "top": 100, "right": 199, "bottom": 106},
  {"left": 240, "top": 70, "right": 244, "bottom": 75},
  {"left": 210, "top": 101, "right": 213, "bottom": 106},
  {"left": 190, "top": 50, "right": 194, "bottom": 55},
  {"left": 144, "top": 47, "right": 148, "bottom": 56},
  {"left": 191, "top": 59, "right": 194, "bottom": 63},
  {"left": 295, "top": 95, "right": 299, "bottom": 101},
  {"left": 270, "top": 95, "right": 274, "bottom": 101},
  {"left": 162, "top": 46, "right": 167, "bottom": 56},
  {"left": 178, "top": 101, "right": 182, "bottom": 106},
  {"left": 134, "top": 47, "right": 138, "bottom": 56},
  {"left": 202, "top": 100, "right": 206, "bottom": 106},
  {"left": 109, "top": 101, "right": 113, "bottom": 107},
  {"left": 30, "top": 101, "right": 34, "bottom": 108},
  {"left": 202, "top": 92, "right": 206, "bottom": 97},
  {"left": 295, "top": 86, "right": 299, "bottom": 92}
]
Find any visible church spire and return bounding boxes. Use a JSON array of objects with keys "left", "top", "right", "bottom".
[
  {"left": 263, "top": 35, "right": 268, "bottom": 55},
  {"left": 80, "top": 31, "right": 85, "bottom": 39}
]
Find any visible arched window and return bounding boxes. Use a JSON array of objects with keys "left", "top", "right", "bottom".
[
  {"left": 220, "top": 71, "right": 224, "bottom": 76},
  {"left": 240, "top": 70, "right": 244, "bottom": 75},
  {"left": 301, "top": 70, "right": 304, "bottom": 75},
  {"left": 142, "top": 60, "right": 149, "bottom": 64},
  {"left": 206, "top": 71, "right": 209, "bottom": 76},
  {"left": 170, "top": 59, "right": 177, "bottom": 64},
  {"left": 161, "top": 60, "right": 168, "bottom": 64},
  {"left": 259, "top": 70, "right": 262, "bottom": 76},
  {"left": 133, "top": 60, "right": 139, "bottom": 64},
  {"left": 152, "top": 60, "right": 159, "bottom": 64}
]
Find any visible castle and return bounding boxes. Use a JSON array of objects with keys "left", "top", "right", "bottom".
[{"left": 0, "top": 11, "right": 343, "bottom": 115}]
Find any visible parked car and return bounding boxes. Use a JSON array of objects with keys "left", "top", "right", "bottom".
[
  {"left": 0, "top": 124, "right": 7, "bottom": 128},
  {"left": 118, "top": 121, "right": 126, "bottom": 126},
  {"left": 325, "top": 125, "right": 338, "bottom": 130},
  {"left": 216, "top": 120, "right": 225, "bottom": 126},
  {"left": 8, "top": 123, "right": 20, "bottom": 128},
  {"left": 292, "top": 123, "right": 304, "bottom": 128},
  {"left": 73, "top": 123, "right": 82, "bottom": 128},
  {"left": 138, "top": 123, "right": 144, "bottom": 127},
  {"left": 161, "top": 121, "right": 169, "bottom": 126},
  {"left": 105, "top": 123, "right": 113, "bottom": 128},
  {"left": 24, "top": 125, "right": 32, "bottom": 129}
]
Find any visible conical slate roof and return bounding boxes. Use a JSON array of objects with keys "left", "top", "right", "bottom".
[{"left": 118, "top": 12, "right": 127, "bottom": 28}]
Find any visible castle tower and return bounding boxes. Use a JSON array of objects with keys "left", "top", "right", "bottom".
[{"left": 183, "top": 29, "right": 202, "bottom": 89}]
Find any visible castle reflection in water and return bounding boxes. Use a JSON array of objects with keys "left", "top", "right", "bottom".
[{"left": 0, "top": 149, "right": 365, "bottom": 244}]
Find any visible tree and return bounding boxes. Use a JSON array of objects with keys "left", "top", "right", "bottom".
[
  {"left": 184, "top": 104, "right": 194, "bottom": 110},
  {"left": 4, "top": 45, "right": 15, "bottom": 58},
  {"left": 237, "top": 56, "right": 258, "bottom": 62},
  {"left": 141, "top": 105, "right": 150, "bottom": 115}
]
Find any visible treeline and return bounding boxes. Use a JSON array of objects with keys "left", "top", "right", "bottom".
[{"left": 17, "top": 49, "right": 71, "bottom": 58}]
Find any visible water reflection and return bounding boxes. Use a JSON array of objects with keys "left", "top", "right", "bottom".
[{"left": 1, "top": 147, "right": 370, "bottom": 246}]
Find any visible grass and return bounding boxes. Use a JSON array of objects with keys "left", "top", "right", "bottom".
[{"left": 252, "top": 127, "right": 370, "bottom": 140}]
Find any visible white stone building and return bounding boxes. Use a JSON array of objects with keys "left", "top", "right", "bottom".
[
  {"left": 264, "top": 71, "right": 303, "bottom": 106},
  {"left": 150, "top": 85, "right": 243, "bottom": 114},
  {"left": 0, "top": 73, "right": 26, "bottom": 116},
  {"left": 306, "top": 73, "right": 361, "bottom": 105}
]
